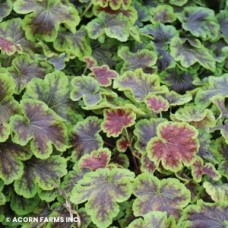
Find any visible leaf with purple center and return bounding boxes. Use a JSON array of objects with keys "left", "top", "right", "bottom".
[
  {"left": 145, "top": 94, "right": 169, "bottom": 113},
  {"left": 70, "top": 168, "right": 135, "bottom": 228},
  {"left": 147, "top": 121, "right": 199, "bottom": 172},
  {"left": 102, "top": 109, "right": 136, "bottom": 137},
  {"left": 10, "top": 99, "right": 68, "bottom": 159}
]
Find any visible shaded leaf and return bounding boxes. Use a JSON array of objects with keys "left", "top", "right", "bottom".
[
  {"left": 14, "top": 155, "right": 67, "bottom": 198},
  {"left": 71, "top": 117, "right": 103, "bottom": 159},
  {"left": 178, "top": 200, "right": 228, "bottom": 228},
  {"left": 102, "top": 109, "right": 136, "bottom": 137},
  {"left": 14, "top": 0, "right": 80, "bottom": 42},
  {"left": 10, "top": 99, "right": 68, "bottom": 159},
  {"left": 0, "top": 0, "right": 13, "bottom": 22},
  {"left": 71, "top": 168, "right": 135, "bottom": 228},
  {"left": 217, "top": 10, "right": 228, "bottom": 43},
  {"left": 147, "top": 122, "right": 199, "bottom": 172},
  {"left": 133, "top": 173, "right": 191, "bottom": 218}
]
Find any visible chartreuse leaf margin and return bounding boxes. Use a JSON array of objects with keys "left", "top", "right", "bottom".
[{"left": 0, "top": 0, "right": 227, "bottom": 227}]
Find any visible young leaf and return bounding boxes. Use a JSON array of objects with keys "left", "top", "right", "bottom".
[
  {"left": 134, "top": 118, "right": 165, "bottom": 154},
  {"left": 116, "top": 136, "right": 131, "bottom": 152},
  {"left": 191, "top": 157, "right": 221, "bottom": 182},
  {"left": 86, "top": 12, "right": 139, "bottom": 42},
  {"left": 13, "top": 0, "right": 80, "bottom": 42},
  {"left": 147, "top": 122, "right": 199, "bottom": 172},
  {"left": 0, "top": 141, "right": 31, "bottom": 184},
  {"left": 0, "top": 73, "right": 20, "bottom": 142},
  {"left": 70, "top": 76, "right": 101, "bottom": 106},
  {"left": 178, "top": 7, "right": 219, "bottom": 40},
  {"left": 102, "top": 109, "right": 136, "bottom": 137},
  {"left": 114, "top": 69, "right": 168, "bottom": 102},
  {"left": 145, "top": 95, "right": 169, "bottom": 113},
  {"left": 178, "top": 200, "right": 228, "bottom": 228},
  {"left": 90, "top": 65, "right": 118, "bottom": 87},
  {"left": 170, "top": 37, "right": 216, "bottom": 71},
  {"left": 71, "top": 168, "right": 135, "bottom": 228},
  {"left": 127, "top": 211, "right": 174, "bottom": 228},
  {"left": 71, "top": 117, "right": 103, "bottom": 159},
  {"left": 150, "top": 5, "right": 176, "bottom": 23},
  {"left": 79, "top": 148, "right": 111, "bottom": 171},
  {"left": 23, "top": 71, "right": 77, "bottom": 122},
  {"left": 10, "top": 99, "right": 68, "bottom": 159},
  {"left": 7, "top": 54, "right": 46, "bottom": 94},
  {"left": 133, "top": 173, "right": 191, "bottom": 218},
  {"left": 118, "top": 46, "right": 157, "bottom": 73},
  {"left": 14, "top": 155, "right": 67, "bottom": 198}
]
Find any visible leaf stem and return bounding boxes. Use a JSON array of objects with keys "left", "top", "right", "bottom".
[{"left": 81, "top": 2, "right": 93, "bottom": 18}]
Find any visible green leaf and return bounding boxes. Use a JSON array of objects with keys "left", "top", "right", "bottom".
[
  {"left": 0, "top": 141, "right": 31, "bottom": 184},
  {"left": 147, "top": 121, "right": 199, "bottom": 172},
  {"left": 118, "top": 46, "right": 157, "bottom": 73},
  {"left": 127, "top": 211, "right": 175, "bottom": 228},
  {"left": 14, "top": 0, "right": 80, "bottom": 42},
  {"left": 23, "top": 71, "right": 78, "bottom": 123},
  {"left": 92, "top": 0, "right": 132, "bottom": 10},
  {"left": 170, "top": 37, "right": 216, "bottom": 71},
  {"left": 86, "top": 12, "right": 139, "bottom": 42},
  {"left": 133, "top": 173, "right": 191, "bottom": 218},
  {"left": 10, "top": 99, "right": 68, "bottom": 159},
  {"left": 70, "top": 76, "right": 101, "bottom": 106},
  {"left": 217, "top": 10, "right": 228, "bottom": 43},
  {"left": 0, "top": 73, "right": 20, "bottom": 142},
  {"left": 179, "top": 7, "right": 219, "bottom": 40},
  {"left": 14, "top": 155, "right": 67, "bottom": 198},
  {"left": 114, "top": 68, "right": 168, "bottom": 102},
  {"left": 71, "top": 168, "right": 135, "bottom": 228},
  {"left": 203, "top": 182, "right": 228, "bottom": 203},
  {"left": 150, "top": 5, "right": 176, "bottom": 23}
]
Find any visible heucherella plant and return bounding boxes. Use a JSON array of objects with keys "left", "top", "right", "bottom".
[{"left": 0, "top": 0, "right": 227, "bottom": 227}]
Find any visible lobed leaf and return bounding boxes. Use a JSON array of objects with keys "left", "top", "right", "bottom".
[
  {"left": 145, "top": 95, "right": 169, "bottom": 113},
  {"left": 147, "top": 121, "right": 199, "bottom": 172}
]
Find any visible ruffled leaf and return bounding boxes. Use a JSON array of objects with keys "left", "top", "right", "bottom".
[
  {"left": 71, "top": 168, "right": 135, "bottom": 228},
  {"left": 0, "top": 0, "right": 13, "bottom": 22},
  {"left": 70, "top": 76, "right": 101, "bottom": 106},
  {"left": 10, "top": 99, "right": 68, "bottom": 159},
  {"left": 0, "top": 73, "right": 20, "bottom": 142},
  {"left": 14, "top": 155, "right": 67, "bottom": 198},
  {"left": 14, "top": 0, "right": 80, "bottom": 42},
  {"left": 102, "top": 109, "right": 136, "bottom": 137},
  {"left": 150, "top": 5, "right": 176, "bottom": 23},
  {"left": 79, "top": 148, "right": 111, "bottom": 171},
  {"left": 178, "top": 200, "right": 228, "bottom": 227},
  {"left": 86, "top": 12, "right": 139, "bottom": 42},
  {"left": 92, "top": 0, "right": 132, "bottom": 10},
  {"left": 217, "top": 10, "right": 228, "bottom": 43},
  {"left": 133, "top": 173, "right": 191, "bottom": 218},
  {"left": 114, "top": 68, "right": 168, "bottom": 102},
  {"left": 118, "top": 46, "right": 157, "bottom": 73},
  {"left": 134, "top": 118, "right": 165, "bottom": 154},
  {"left": 127, "top": 211, "right": 174, "bottom": 228},
  {"left": 23, "top": 71, "right": 77, "bottom": 122},
  {"left": 71, "top": 117, "right": 103, "bottom": 159},
  {"left": 170, "top": 37, "right": 215, "bottom": 71},
  {"left": 145, "top": 95, "right": 169, "bottom": 113},
  {"left": 147, "top": 122, "right": 199, "bottom": 172},
  {"left": 195, "top": 74, "right": 228, "bottom": 107},
  {"left": 7, "top": 54, "right": 46, "bottom": 94},
  {"left": 192, "top": 157, "right": 221, "bottom": 182},
  {"left": 90, "top": 65, "right": 118, "bottom": 87},
  {"left": 179, "top": 7, "right": 219, "bottom": 40},
  {"left": 0, "top": 141, "right": 31, "bottom": 184}
]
